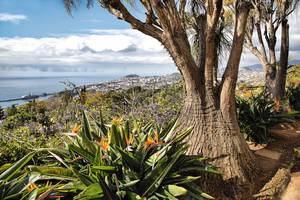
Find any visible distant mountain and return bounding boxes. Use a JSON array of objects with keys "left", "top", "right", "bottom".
[
  {"left": 241, "top": 59, "right": 300, "bottom": 72},
  {"left": 241, "top": 64, "right": 263, "bottom": 72}
]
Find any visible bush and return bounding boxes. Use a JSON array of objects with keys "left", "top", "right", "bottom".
[
  {"left": 0, "top": 111, "right": 218, "bottom": 200},
  {"left": 286, "top": 85, "right": 300, "bottom": 111},
  {"left": 236, "top": 93, "right": 277, "bottom": 144},
  {"left": 0, "top": 125, "right": 62, "bottom": 165},
  {"left": 2, "top": 101, "right": 54, "bottom": 132}
]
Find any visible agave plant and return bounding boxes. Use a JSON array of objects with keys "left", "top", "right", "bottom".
[{"left": 0, "top": 111, "right": 219, "bottom": 199}]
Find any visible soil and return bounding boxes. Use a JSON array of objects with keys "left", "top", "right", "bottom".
[{"left": 251, "top": 120, "right": 300, "bottom": 200}]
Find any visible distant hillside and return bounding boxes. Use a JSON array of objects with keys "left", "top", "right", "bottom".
[{"left": 241, "top": 59, "right": 300, "bottom": 72}]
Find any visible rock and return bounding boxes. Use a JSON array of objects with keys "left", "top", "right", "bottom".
[
  {"left": 281, "top": 172, "right": 300, "bottom": 200},
  {"left": 254, "top": 168, "right": 291, "bottom": 200},
  {"left": 254, "top": 149, "right": 282, "bottom": 161}
]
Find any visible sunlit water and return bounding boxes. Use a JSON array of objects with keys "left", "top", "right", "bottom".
[{"left": 0, "top": 72, "right": 118, "bottom": 108}]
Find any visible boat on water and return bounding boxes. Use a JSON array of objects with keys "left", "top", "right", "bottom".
[{"left": 21, "top": 93, "right": 39, "bottom": 100}]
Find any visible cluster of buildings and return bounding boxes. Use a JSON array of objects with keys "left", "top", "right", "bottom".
[{"left": 83, "top": 73, "right": 182, "bottom": 92}]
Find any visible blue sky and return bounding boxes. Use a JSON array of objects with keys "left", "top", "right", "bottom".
[
  {"left": 0, "top": 0, "right": 176, "bottom": 76},
  {"left": 0, "top": 0, "right": 129, "bottom": 37},
  {"left": 0, "top": 0, "right": 300, "bottom": 76}
]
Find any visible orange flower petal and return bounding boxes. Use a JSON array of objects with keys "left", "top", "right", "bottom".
[{"left": 71, "top": 123, "right": 81, "bottom": 134}]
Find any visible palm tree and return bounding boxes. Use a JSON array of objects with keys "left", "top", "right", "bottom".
[
  {"left": 63, "top": 0, "right": 255, "bottom": 199},
  {"left": 245, "top": 0, "right": 298, "bottom": 99}
]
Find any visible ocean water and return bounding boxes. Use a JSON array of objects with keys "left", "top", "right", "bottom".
[{"left": 0, "top": 73, "right": 117, "bottom": 108}]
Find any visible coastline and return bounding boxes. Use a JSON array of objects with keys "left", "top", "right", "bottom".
[
  {"left": 0, "top": 66, "right": 265, "bottom": 108},
  {"left": 0, "top": 73, "right": 182, "bottom": 108}
]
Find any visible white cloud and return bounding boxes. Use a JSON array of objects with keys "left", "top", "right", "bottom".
[
  {"left": 0, "top": 13, "right": 28, "bottom": 23},
  {"left": 1, "top": 12, "right": 300, "bottom": 74},
  {"left": 0, "top": 29, "right": 172, "bottom": 68}
]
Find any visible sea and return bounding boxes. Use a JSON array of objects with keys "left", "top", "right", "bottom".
[{"left": 0, "top": 72, "right": 119, "bottom": 108}]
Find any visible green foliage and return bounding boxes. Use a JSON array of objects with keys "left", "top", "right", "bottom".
[
  {"left": 236, "top": 91, "right": 299, "bottom": 144},
  {"left": 0, "top": 152, "right": 37, "bottom": 200},
  {"left": 236, "top": 93, "right": 277, "bottom": 144},
  {"left": 0, "top": 126, "right": 62, "bottom": 165},
  {"left": 286, "top": 85, "right": 300, "bottom": 111},
  {"left": 0, "top": 112, "right": 218, "bottom": 200},
  {"left": 287, "top": 64, "right": 300, "bottom": 86},
  {"left": 2, "top": 101, "right": 53, "bottom": 131}
]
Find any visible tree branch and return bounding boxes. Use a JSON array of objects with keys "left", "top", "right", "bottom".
[
  {"left": 255, "top": 21, "right": 268, "bottom": 62},
  {"left": 104, "top": 0, "right": 163, "bottom": 41},
  {"left": 204, "top": 0, "right": 223, "bottom": 91},
  {"left": 220, "top": 2, "right": 251, "bottom": 101}
]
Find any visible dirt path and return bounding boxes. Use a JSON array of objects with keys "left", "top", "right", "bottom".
[{"left": 250, "top": 120, "right": 300, "bottom": 199}]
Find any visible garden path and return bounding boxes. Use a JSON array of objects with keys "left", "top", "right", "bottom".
[{"left": 249, "top": 120, "right": 300, "bottom": 199}]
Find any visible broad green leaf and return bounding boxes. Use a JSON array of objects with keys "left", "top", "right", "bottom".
[
  {"left": 74, "top": 183, "right": 103, "bottom": 200},
  {"left": 166, "top": 185, "right": 187, "bottom": 197},
  {"left": 119, "top": 179, "right": 140, "bottom": 190},
  {"left": 0, "top": 152, "right": 34, "bottom": 181},
  {"left": 82, "top": 110, "right": 93, "bottom": 140},
  {"left": 139, "top": 145, "right": 184, "bottom": 197},
  {"left": 161, "top": 119, "right": 178, "bottom": 142},
  {"left": 27, "top": 189, "right": 38, "bottom": 200},
  {"left": 163, "top": 175, "right": 201, "bottom": 185},
  {"left": 48, "top": 151, "right": 69, "bottom": 168},
  {"left": 72, "top": 168, "right": 93, "bottom": 186},
  {"left": 110, "top": 124, "right": 121, "bottom": 147},
  {"left": 91, "top": 166, "right": 116, "bottom": 172},
  {"left": 184, "top": 182, "right": 214, "bottom": 199},
  {"left": 173, "top": 126, "right": 193, "bottom": 143},
  {"left": 68, "top": 144, "right": 95, "bottom": 163},
  {"left": 28, "top": 166, "right": 76, "bottom": 180},
  {"left": 126, "top": 191, "right": 145, "bottom": 200},
  {"left": 0, "top": 164, "right": 12, "bottom": 173},
  {"left": 178, "top": 166, "right": 222, "bottom": 175},
  {"left": 113, "top": 146, "right": 140, "bottom": 172},
  {"left": 6, "top": 172, "right": 40, "bottom": 197},
  {"left": 98, "top": 175, "right": 116, "bottom": 200}
]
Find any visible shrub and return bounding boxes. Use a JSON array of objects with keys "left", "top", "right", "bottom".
[
  {"left": 0, "top": 126, "right": 62, "bottom": 165},
  {"left": 0, "top": 111, "right": 218, "bottom": 200},
  {"left": 286, "top": 85, "right": 300, "bottom": 111},
  {"left": 236, "top": 93, "right": 277, "bottom": 144}
]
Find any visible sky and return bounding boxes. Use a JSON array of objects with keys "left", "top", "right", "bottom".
[{"left": 0, "top": 0, "right": 300, "bottom": 76}]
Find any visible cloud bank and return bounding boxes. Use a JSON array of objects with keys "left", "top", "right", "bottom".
[
  {"left": 0, "top": 13, "right": 27, "bottom": 23},
  {"left": 1, "top": 13, "right": 300, "bottom": 75},
  {"left": 0, "top": 29, "right": 175, "bottom": 74}
]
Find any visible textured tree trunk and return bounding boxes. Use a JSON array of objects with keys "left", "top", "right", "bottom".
[
  {"left": 275, "top": 19, "right": 289, "bottom": 99},
  {"left": 178, "top": 89, "right": 255, "bottom": 199},
  {"left": 265, "top": 18, "right": 277, "bottom": 98},
  {"left": 176, "top": 6, "right": 255, "bottom": 199},
  {"left": 265, "top": 63, "right": 277, "bottom": 98}
]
